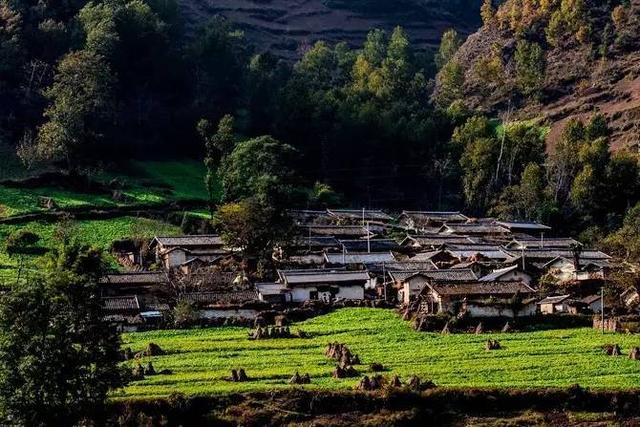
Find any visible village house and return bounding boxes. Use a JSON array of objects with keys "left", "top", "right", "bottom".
[
  {"left": 288, "top": 209, "right": 332, "bottom": 225},
  {"left": 494, "top": 221, "right": 552, "bottom": 236},
  {"left": 418, "top": 281, "right": 537, "bottom": 318},
  {"left": 390, "top": 269, "right": 479, "bottom": 304},
  {"left": 327, "top": 208, "right": 394, "bottom": 224},
  {"left": 478, "top": 265, "right": 533, "bottom": 285},
  {"left": 304, "top": 225, "right": 375, "bottom": 239},
  {"left": 397, "top": 211, "right": 469, "bottom": 232},
  {"left": 257, "top": 269, "right": 370, "bottom": 303},
  {"left": 538, "top": 295, "right": 581, "bottom": 314},
  {"left": 541, "top": 257, "right": 609, "bottom": 283},
  {"left": 99, "top": 271, "right": 168, "bottom": 296},
  {"left": 621, "top": 287, "right": 639, "bottom": 311},
  {"left": 324, "top": 251, "right": 396, "bottom": 266},
  {"left": 181, "top": 289, "right": 261, "bottom": 320},
  {"left": 338, "top": 239, "right": 401, "bottom": 253},
  {"left": 438, "top": 223, "right": 511, "bottom": 238},
  {"left": 399, "top": 234, "right": 475, "bottom": 251},
  {"left": 504, "top": 236, "right": 580, "bottom": 250},
  {"left": 149, "top": 235, "right": 228, "bottom": 269},
  {"left": 581, "top": 295, "right": 603, "bottom": 313}
]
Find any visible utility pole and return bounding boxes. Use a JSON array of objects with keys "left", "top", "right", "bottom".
[
  {"left": 342, "top": 244, "right": 346, "bottom": 264},
  {"left": 540, "top": 232, "right": 544, "bottom": 249},
  {"left": 366, "top": 221, "right": 371, "bottom": 253},
  {"left": 362, "top": 207, "right": 365, "bottom": 227},
  {"left": 382, "top": 261, "right": 387, "bottom": 302}
]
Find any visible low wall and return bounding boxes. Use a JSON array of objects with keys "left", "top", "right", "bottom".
[{"left": 593, "top": 316, "right": 640, "bottom": 333}]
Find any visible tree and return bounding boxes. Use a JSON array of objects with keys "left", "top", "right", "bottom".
[
  {"left": 514, "top": 40, "right": 545, "bottom": 96},
  {"left": 0, "top": 241, "right": 125, "bottom": 425},
  {"left": 219, "top": 135, "right": 300, "bottom": 206},
  {"left": 214, "top": 198, "right": 293, "bottom": 263},
  {"left": 435, "top": 60, "right": 465, "bottom": 107},
  {"left": 35, "top": 50, "right": 115, "bottom": 171},
  {"left": 435, "top": 29, "right": 462, "bottom": 70},
  {"left": 605, "top": 202, "right": 640, "bottom": 262},
  {"left": 480, "top": 0, "right": 495, "bottom": 25},
  {"left": 198, "top": 114, "right": 235, "bottom": 217}
]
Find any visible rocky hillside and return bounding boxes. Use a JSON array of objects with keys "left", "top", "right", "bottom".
[
  {"left": 179, "top": 0, "right": 483, "bottom": 59},
  {"left": 437, "top": 0, "right": 640, "bottom": 151}
]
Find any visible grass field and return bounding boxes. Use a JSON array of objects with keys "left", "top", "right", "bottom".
[
  {"left": 0, "top": 216, "right": 181, "bottom": 282},
  {"left": 0, "top": 160, "right": 215, "bottom": 217},
  {"left": 118, "top": 308, "right": 640, "bottom": 399}
]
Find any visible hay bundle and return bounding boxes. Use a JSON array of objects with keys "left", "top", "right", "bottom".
[
  {"left": 356, "top": 376, "right": 372, "bottom": 391},
  {"left": 238, "top": 368, "right": 248, "bottom": 382},
  {"left": 301, "top": 373, "right": 311, "bottom": 384},
  {"left": 407, "top": 375, "right": 421, "bottom": 391},
  {"left": 275, "top": 315, "right": 289, "bottom": 326},
  {"left": 629, "top": 347, "right": 640, "bottom": 360},
  {"left": 343, "top": 365, "right": 359, "bottom": 378},
  {"left": 230, "top": 369, "right": 239, "bottom": 382},
  {"left": 389, "top": 375, "right": 402, "bottom": 388},
  {"left": 332, "top": 366, "right": 346, "bottom": 379},
  {"left": 288, "top": 371, "right": 302, "bottom": 384},
  {"left": 502, "top": 322, "right": 512, "bottom": 333},
  {"left": 145, "top": 361, "right": 156, "bottom": 376},
  {"left": 132, "top": 363, "right": 145, "bottom": 380},
  {"left": 370, "top": 375, "right": 385, "bottom": 390},
  {"left": 145, "top": 343, "right": 165, "bottom": 356},
  {"left": 603, "top": 344, "right": 622, "bottom": 356},
  {"left": 485, "top": 339, "right": 501, "bottom": 351},
  {"left": 370, "top": 363, "right": 384, "bottom": 372},
  {"left": 474, "top": 322, "right": 484, "bottom": 335}
]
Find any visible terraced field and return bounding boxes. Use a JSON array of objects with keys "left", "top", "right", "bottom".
[{"left": 118, "top": 308, "right": 640, "bottom": 399}]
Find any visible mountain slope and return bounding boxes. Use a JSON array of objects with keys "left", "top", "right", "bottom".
[
  {"left": 438, "top": 0, "right": 640, "bottom": 151},
  {"left": 179, "top": 0, "right": 483, "bottom": 59}
]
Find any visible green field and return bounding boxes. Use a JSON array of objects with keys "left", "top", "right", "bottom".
[
  {"left": 118, "top": 308, "right": 640, "bottom": 399},
  {"left": 0, "top": 216, "right": 181, "bottom": 282},
  {"left": 0, "top": 160, "right": 215, "bottom": 218}
]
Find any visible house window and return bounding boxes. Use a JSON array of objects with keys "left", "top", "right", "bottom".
[{"left": 309, "top": 291, "right": 319, "bottom": 300}]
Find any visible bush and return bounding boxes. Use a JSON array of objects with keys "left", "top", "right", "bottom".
[{"left": 5, "top": 230, "right": 41, "bottom": 256}]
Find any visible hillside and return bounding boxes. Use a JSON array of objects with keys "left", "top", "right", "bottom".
[
  {"left": 438, "top": 0, "right": 640, "bottom": 151},
  {"left": 179, "top": 0, "right": 484, "bottom": 59}
]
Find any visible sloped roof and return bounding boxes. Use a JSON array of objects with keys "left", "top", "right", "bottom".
[
  {"left": 507, "top": 237, "right": 579, "bottom": 249},
  {"left": 441, "top": 224, "right": 511, "bottom": 234},
  {"left": 287, "top": 236, "right": 341, "bottom": 249},
  {"left": 581, "top": 295, "right": 601, "bottom": 305},
  {"left": 182, "top": 290, "right": 258, "bottom": 306},
  {"left": 390, "top": 268, "right": 477, "bottom": 283},
  {"left": 478, "top": 265, "right": 520, "bottom": 282},
  {"left": 538, "top": 294, "right": 572, "bottom": 305},
  {"left": 496, "top": 221, "right": 552, "bottom": 231},
  {"left": 150, "top": 235, "right": 224, "bottom": 248},
  {"left": 325, "top": 252, "right": 395, "bottom": 264},
  {"left": 327, "top": 209, "right": 393, "bottom": 221},
  {"left": 520, "top": 249, "right": 611, "bottom": 260},
  {"left": 278, "top": 269, "right": 370, "bottom": 285},
  {"left": 339, "top": 239, "right": 400, "bottom": 253},
  {"left": 446, "top": 245, "right": 512, "bottom": 260},
  {"left": 102, "top": 295, "right": 140, "bottom": 311},
  {"left": 304, "top": 225, "right": 373, "bottom": 238},
  {"left": 398, "top": 211, "right": 469, "bottom": 223},
  {"left": 429, "top": 281, "right": 536, "bottom": 296},
  {"left": 369, "top": 261, "right": 438, "bottom": 272},
  {"left": 100, "top": 272, "right": 166, "bottom": 285},
  {"left": 288, "top": 209, "right": 331, "bottom": 224},
  {"left": 401, "top": 235, "right": 474, "bottom": 248}
]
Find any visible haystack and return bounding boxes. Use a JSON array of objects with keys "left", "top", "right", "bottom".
[
  {"left": 474, "top": 322, "right": 484, "bottom": 334},
  {"left": 238, "top": 368, "right": 248, "bottom": 382},
  {"left": 145, "top": 342, "right": 165, "bottom": 356},
  {"left": 630, "top": 347, "right": 640, "bottom": 360},
  {"left": 145, "top": 361, "right": 156, "bottom": 375},
  {"left": 502, "top": 322, "right": 512, "bottom": 333},
  {"left": 356, "top": 376, "right": 372, "bottom": 391}
]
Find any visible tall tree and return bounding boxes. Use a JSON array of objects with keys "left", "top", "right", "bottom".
[
  {"left": 0, "top": 241, "right": 125, "bottom": 425},
  {"left": 34, "top": 50, "right": 115, "bottom": 171}
]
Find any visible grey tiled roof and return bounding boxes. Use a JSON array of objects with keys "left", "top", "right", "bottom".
[
  {"left": 182, "top": 290, "right": 258, "bottom": 306},
  {"left": 478, "top": 265, "right": 519, "bottom": 281},
  {"left": 538, "top": 294, "right": 572, "bottom": 304},
  {"left": 278, "top": 269, "right": 370, "bottom": 285},
  {"left": 339, "top": 239, "right": 400, "bottom": 252},
  {"left": 399, "top": 211, "right": 469, "bottom": 223},
  {"left": 102, "top": 295, "right": 140, "bottom": 311},
  {"left": 390, "top": 268, "right": 477, "bottom": 283},
  {"left": 305, "top": 225, "right": 372, "bottom": 237},
  {"left": 151, "top": 235, "right": 224, "bottom": 247},
  {"left": 496, "top": 221, "right": 552, "bottom": 231},
  {"left": 327, "top": 209, "right": 393, "bottom": 221},
  {"left": 429, "top": 281, "right": 536, "bottom": 296},
  {"left": 325, "top": 252, "right": 396, "bottom": 264},
  {"left": 100, "top": 272, "right": 166, "bottom": 285},
  {"left": 442, "top": 224, "right": 510, "bottom": 234}
]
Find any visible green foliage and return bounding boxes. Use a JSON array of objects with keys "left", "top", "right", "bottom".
[
  {"left": 0, "top": 241, "right": 125, "bottom": 425},
  {"left": 220, "top": 135, "right": 300, "bottom": 205},
  {"left": 4, "top": 230, "right": 39, "bottom": 256},
  {"left": 605, "top": 202, "right": 640, "bottom": 262},
  {"left": 514, "top": 40, "right": 545, "bottom": 96},
  {"left": 435, "top": 29, "right": 462, "bottom": 69},
  {"left": 214, "top": 198, "right": 293, "bottom": 262},
  {"left": 120, "top": 308, "right": 640, "bottom": 398},
  {"left": 199, "top": 114, "right": 235, "bottom": 216},
  {"left": 35, "top": 50, "right": 115, "bottom": 170}
]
